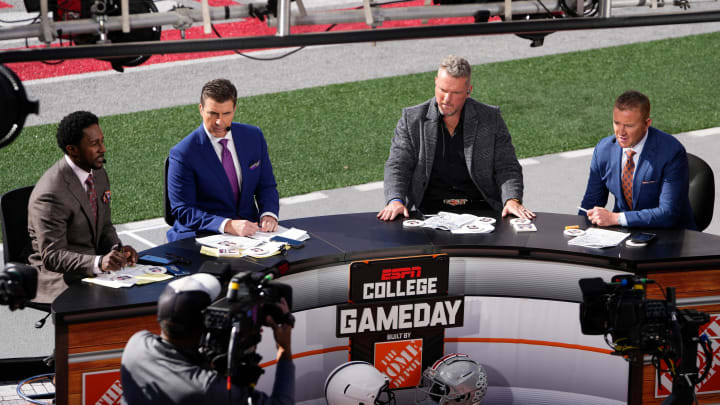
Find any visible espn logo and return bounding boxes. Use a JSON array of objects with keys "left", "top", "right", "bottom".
[{"left": 381, "top": 266, "right": 421, "bottom": 280}]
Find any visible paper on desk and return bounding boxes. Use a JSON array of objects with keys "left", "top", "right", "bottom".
[
  {"left": 82, "top": 264, "right": 174, "bottom": 288},
  {"left": 423, "top": 212, "right": 478, "bottom": 231},
  {"left": 252, "top": 226, "right": 310, "bottom": 243},
  {"left": 199, "top": 246, "right": 244, "bottom": 258},
  {"left": 244, "top": 241, "right": 286, "bottom": 258},
  {"left": 567, "top": 228, "right": 630, "bottom": 248},
  {"left": 196, "top": 234, "right": 262, "bottom": 250}
]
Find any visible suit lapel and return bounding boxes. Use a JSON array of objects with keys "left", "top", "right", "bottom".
[
  {"left": 231, "top": 128, "right": 249, "bottom": 200},
  {"left": 196, "top": 127, "right": 237, "bottom": 205},
  {"left": 462, "top": 103, "right": 479, "bottom": 173},
  {"left": 60, "top": 159, "right": 97, "bottom": 240},
  {"left": 94, "top": 170, "right": 110, "bottom": 240},
  {"left": 633, "top": 129, "right": 656, "bottom": 206},
  {"left": 423, "top": 100, "right": 440, "bottom": 179},
  {"left": 610, "top": 142, "right": 627, "bottom": 210}
]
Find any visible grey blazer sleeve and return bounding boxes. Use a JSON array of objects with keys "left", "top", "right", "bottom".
[
  {"left": 490, "top": 107, "right": 523, "bottom": 205},
  {"left": 383, "top": 108, "right": 417, "bottom": 205}
]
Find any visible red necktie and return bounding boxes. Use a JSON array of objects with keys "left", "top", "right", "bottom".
[
  {"left": 622, "top": 150, "right": 636, "bottom": 209},
  {"left": 86, "top": 173, "right": 98, "bottom": 221}
]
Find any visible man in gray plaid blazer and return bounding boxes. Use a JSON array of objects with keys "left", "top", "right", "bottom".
[{"left": 378, "top": 55, "right": 535, "bottom": 221}]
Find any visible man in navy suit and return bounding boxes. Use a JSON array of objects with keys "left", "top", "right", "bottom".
[
  {"left": 167, "top": 79, "right": 280, "bottom": 242},
  {"left": 579, "top": 90, "right": 695, "bottom": 229}
]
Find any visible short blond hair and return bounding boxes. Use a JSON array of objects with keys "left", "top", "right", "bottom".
[{"left": 438, "top": 55, "right": 471, "bottom": 80}]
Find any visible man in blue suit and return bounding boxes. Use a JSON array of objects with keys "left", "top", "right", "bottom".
[
  {"left": 579, "top": 90, "right": 695, "bottom": 230},
  {"left": 167, "top": 79, "right": 280, "bottom": 242}
]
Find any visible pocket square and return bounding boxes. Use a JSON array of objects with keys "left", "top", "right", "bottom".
[
  {"left": 249, "top": 160, "right": 260, "bottom": 170},
  {"left": 102, "top": 190, "right": 111, "bottom": 204},
  {"left": 641, "top": 180, "right": 657, "bottom": 185}
]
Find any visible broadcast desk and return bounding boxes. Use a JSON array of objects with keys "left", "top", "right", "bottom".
[{"left": 51, "top": 212, "right": 720, "bottom": 405}]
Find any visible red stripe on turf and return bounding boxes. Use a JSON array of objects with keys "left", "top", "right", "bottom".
[{"left": 4, "top": 0, "right": 473, "bottom": 81}]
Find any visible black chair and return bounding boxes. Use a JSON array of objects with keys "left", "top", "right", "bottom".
[
  {"left": 1, "top": 186, "right": 35, "bottom": 264},
  {"left": 2, "top": 187, "right": 58, "bottom": 401},
  {"left": 163, "top": 156, "right": 175, "bottom": 227},
  {"left": 1, "top": 186, "right": 52, "bottom": 322},
  {"left": 687, "top": 153, "right": 715, "bottom": 232}
]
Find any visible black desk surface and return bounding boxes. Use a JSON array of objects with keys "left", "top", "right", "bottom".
[{"left": 53, "top": 211, "right": 720, "bottom": 318}]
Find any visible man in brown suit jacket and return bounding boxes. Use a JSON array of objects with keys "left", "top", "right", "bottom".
[{"left": 28, "top": 111, "right": 138, "bottom": 304}]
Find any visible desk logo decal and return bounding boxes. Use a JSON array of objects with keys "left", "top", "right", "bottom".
[
  {"left": 82, "top": 369, "right": 122, "bottom": 405},
  {"left": 381, "top": 266, "right": 422, "bottom": 280},
  {"left": 339, "top": 254, "right": 462, "bottom": 389},
  {"left": 375, "top": 338, "right": 424, "bottom": 389},
  {"left": 656, "top": 314, "right": 720, "bottom": 397}
]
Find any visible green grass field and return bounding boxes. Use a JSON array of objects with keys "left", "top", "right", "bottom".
[{"left": 1, "top": 31, "right": 718, "bottom": 225}]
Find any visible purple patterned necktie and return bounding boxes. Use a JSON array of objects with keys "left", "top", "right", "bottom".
[
  {"left": 86, "top": 173, "right": 97, "bottom": 222},
  {"left": 219, "top": 139, "right": 240, "bottom": 202},
  {"left": 622, "top": 149, "right": 636, "bottom": 209}
]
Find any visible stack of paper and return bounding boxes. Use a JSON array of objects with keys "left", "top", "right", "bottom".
[
  {"left": 199, "top": 246, "right": 244, "bottom": 258},
  {"left": 423, "top": 212, "right": 479, "bottom": 231},
  {"left": 196, "top": 234, "right": 263, "bottom": 250},
  {"left": 252, "top": 226, "right": 310, "bottom": 243},
  {"left": 197, "top": 226, "right": 310, "bottom": 258},
  {"left": 568, "top": 228, "right": 630, "bottom": 249},
  {"left": 82, "top": 264, "right": 174, "bottom": 288}
]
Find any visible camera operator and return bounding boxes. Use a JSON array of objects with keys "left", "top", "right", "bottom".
[{"left": 120, "top": 274, "right": 295, "bottom": 405}]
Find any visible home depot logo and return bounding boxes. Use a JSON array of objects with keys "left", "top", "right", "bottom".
[
  {"left": 374, "top": 338, "right": 423, "bottom": 388},
  {"left": 656, "top": 314, "right": 720, "bottom": 397},
  {"left": 94, "top": 380, "right": 123, "bottom": 405},
  {"left": 82, "top": 369, "right": 122, "bottom": 405}
]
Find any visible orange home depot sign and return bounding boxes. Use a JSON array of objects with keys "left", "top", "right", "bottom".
[
  {"left": 82, "top": 369, "right": 122, "bottom": 405},
  {"left": 375, "top": 338, "right": 424, "bottom": 388},
  {"left": 656, "top": 314, "right": 720, "bottom": 398}
]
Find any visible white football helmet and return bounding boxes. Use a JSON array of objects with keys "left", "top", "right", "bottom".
[
  {"left": 415, "top": 353, "right": 488, "bottom": 405},
  {"left": 325, "top": 361, "right": 396, "bottom": 405}
]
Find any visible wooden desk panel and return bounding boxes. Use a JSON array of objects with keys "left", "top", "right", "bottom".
[
  {"left": 61, "top": 313, "right": 161, "bottom": 405},
  {"left": 67, "top": 314, "right": 159, "bottom": 353},
  {"left": 646, "top": 268, "right": 720, "bottom": 299}
]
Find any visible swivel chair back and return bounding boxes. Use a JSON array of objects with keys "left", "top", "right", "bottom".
[
  {"left": 687, "top": 153, "right": 715, "bottom": 232},
  {"left": 1, "top": 185, "right": 34, "bottom": 264},
  {"left": 163, "top": 156, "right": 175, "bottom": 227},
  {"left": 0, "top": 185, "right": 52, "bottom": 315}
]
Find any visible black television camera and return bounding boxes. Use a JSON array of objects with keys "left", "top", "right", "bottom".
[
  {"left": 0, "top": 263, "right": 38, "bottom": 310},
  {"left": 579, "top": 275, "right": 713, "bottom": 405},
  {"left": 200, "top": 264, "right": 294, "bottom": 387}
]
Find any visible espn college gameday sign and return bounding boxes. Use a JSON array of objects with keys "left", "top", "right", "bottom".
[{"left": 336, "top": 254, "right": 464, "bottom": 388}]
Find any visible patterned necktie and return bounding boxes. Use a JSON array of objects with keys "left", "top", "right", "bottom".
[
  {"left": 86, "top": 173, "right": 98, "bottom": 222},
  {"left": 219, "top": 139, "right": 240, "bottom": 202},
  {"left": 622, "top": 150, "right": 636, "bottom": 209}
]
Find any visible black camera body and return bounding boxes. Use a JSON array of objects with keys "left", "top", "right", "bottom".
[
  {"left": 579, "top": 275, "right": 679, "bottom": 355},
  {"left": 200, "top": 269, "right": 293, "bottom": 386},
  {"left": 579, "top": 275, "right": 712, "bottom": 405}
]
